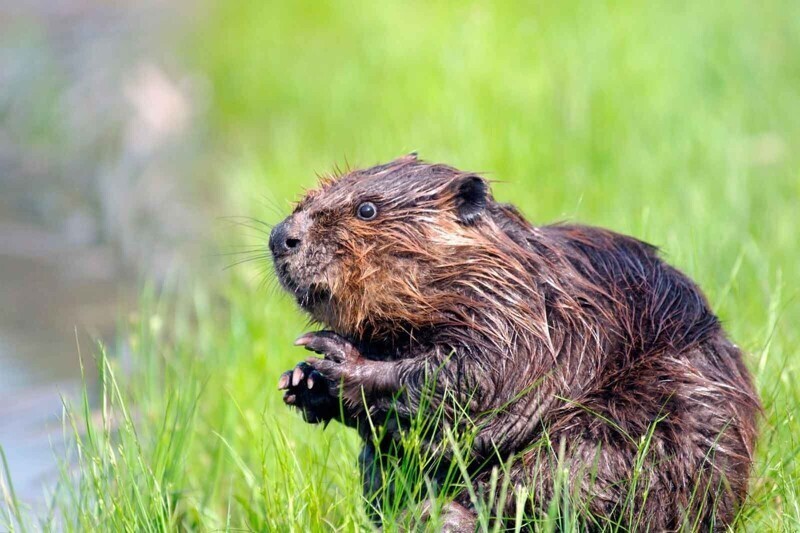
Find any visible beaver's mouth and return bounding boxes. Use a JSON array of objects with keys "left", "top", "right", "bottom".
[
  {"left": 295, "top": 283, "right": 331, "bottom": 311},
  {"left": 274, "top": 261, "right": 331, "bottom": 311}
]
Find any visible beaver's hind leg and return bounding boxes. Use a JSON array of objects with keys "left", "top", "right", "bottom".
[
  {"left": 415, "top": 500, "right": 477, "bottom": 532},
  {"left": 467, "top": 343, "right": 756, "bottom": 531}
]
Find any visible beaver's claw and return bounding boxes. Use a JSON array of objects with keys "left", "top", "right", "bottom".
[
  {"left": 294, "top": 330, "right": 361, "bottom": 363},
  {"left": 277, "top": 361, "right": 337, "bottom": 424}
]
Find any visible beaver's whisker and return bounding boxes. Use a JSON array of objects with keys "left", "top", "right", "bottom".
[
  {"left": 218, "top": 216, "right": 275, "bottom": 236},
  {"left": 215, "top": 248, "right": 269, "bottom": 258},
  {"left": 223, "top": 254, "right": 271, "bottom": 271}
]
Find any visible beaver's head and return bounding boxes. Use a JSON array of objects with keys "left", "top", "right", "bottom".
[{"left": 270, "top": 155, "right": 499, "bottom": 337}]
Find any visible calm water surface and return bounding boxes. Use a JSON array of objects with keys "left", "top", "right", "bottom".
[
  {"left": 1, "top": 0, "right": 212, "bottom": 507},
  {"left": 0, "top": 221, "right": 125, "bottom": 501}
]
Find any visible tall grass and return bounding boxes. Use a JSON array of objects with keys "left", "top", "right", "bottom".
[{"left": 3, "top": 0, "right": 800, "bottom": 530}]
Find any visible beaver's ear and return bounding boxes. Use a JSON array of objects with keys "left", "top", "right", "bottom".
[{"left": 453, "top": 175, "right": 488, "bottom": 224}]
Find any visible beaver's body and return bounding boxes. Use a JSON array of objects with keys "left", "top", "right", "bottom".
[{"left": 272, "top": 156, "right": 759, "bottom": 531}]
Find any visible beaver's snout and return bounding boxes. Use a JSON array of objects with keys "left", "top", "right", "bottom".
[
  {"left": 269, "top": 212, "right": 327, "bottom": 307},
  {"left": 269, "top": 219, "right": 302, "bottom": 258}
]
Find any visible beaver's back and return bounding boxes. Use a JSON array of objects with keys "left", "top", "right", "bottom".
[
  {"left": 487, "top": 220, "right": 758, "bottom": 529},
  {"left": 543, "top": 224, "right": 720, "bottom": 358}
]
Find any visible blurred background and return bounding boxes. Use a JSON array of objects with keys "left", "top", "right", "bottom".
[
  {"left": 0, "top": 0, "right": 798, "bottom": 528},
  {"left": 0, "top": 0, "right": 218, "bottom": 503}
]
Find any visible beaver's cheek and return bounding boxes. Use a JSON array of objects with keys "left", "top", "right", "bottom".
[{"left": 319, "top": 261, "right": 341, "bottom": 292}]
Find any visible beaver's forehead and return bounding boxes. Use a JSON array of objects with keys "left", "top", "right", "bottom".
[
  {"left": 298, "top": 177, "right": 365, "bottom": 210},
  {"left": 300, "top": 163, "right": 457, "bottom": 211}
]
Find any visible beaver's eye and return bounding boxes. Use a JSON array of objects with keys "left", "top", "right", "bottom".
[{"left": 356, "top": 201, "right": 377, "bottom": 221}]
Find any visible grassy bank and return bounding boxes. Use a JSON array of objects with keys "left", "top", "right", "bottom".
[{"left": 3, "top": 1, "right": 799, "bottom": 530}]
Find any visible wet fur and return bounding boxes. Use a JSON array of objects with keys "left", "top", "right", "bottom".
[{"left": 273, "top": 155, "right": 760, "bottom": 531}]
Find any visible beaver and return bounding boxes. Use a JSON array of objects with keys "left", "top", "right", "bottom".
[{"left": 271, "top": 154, "right": 759, "bottom": 531}]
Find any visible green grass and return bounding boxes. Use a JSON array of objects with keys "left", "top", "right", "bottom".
[{"left": 3, "top": 0, "right": 800, "bottom": 530}]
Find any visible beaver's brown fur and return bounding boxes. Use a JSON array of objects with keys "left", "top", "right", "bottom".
[{"left": 271, "top": 155, "right": 759, "bottom": 531}]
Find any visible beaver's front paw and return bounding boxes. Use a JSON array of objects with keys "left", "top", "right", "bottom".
[
  {"left": 295, "top": 330, "right": 371, "bottom": 408},
  {"left": 277, "top": 361, "right": 337, "bottom": 424}
]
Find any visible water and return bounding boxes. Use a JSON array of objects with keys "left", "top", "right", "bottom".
[
  {"left": 0, "top": 226, "right": 120, "bottom": 501},
  {"left": 0, "top": 0, "right": 213, "bottom": 507}
]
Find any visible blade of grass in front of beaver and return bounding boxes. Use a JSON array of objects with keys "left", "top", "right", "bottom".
[{"left": 0, "top": 445, "right": 27, "bottom": 533}]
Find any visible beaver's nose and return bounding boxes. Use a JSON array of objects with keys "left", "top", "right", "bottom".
[{"left": 269, "top": 221, "right": 301, "bottom": 257}]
